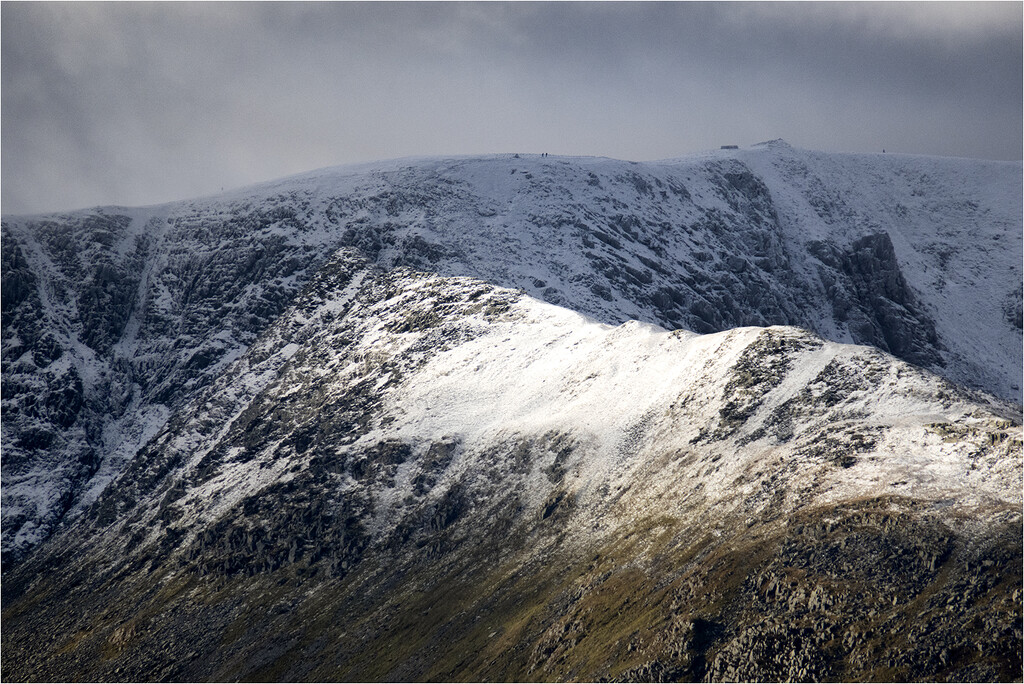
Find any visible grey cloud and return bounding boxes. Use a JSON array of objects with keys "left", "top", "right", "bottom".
[{"left": 2, "top": 2, "right": 1020, "bottom": 215}]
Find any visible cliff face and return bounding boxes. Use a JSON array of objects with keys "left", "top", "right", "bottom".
[{"left": 1, "top": 143, "right": 1020, "bottom": 681}]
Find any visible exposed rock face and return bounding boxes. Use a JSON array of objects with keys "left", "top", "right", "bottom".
[
  {"left": 1, "top": 224, "right": 99, "bottom": 555},
  {"left": 809, "top": 232, "right": 942, "bottom": 369},
  {"left": 1, "top": 208, "right": 328, "bottom": 562},
  {"left": 1, "top": 143, "right": 1021, "bottom": 681}
]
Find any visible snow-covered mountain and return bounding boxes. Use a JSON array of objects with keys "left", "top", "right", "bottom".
[
  {"left": 2, "top": 141, "right": 1021, "bottom": 681},
  {"left": 3, "top": 253, "right": 1021, "bottom": 681}
]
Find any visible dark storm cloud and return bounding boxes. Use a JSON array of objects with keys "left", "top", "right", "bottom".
[{"left": 2, "top": 2, "right": 1020, "bottom": 215}]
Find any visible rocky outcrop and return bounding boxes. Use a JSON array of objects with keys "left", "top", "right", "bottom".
[{"left": 809, "top": 232, "right": 942, "bottom": 369}]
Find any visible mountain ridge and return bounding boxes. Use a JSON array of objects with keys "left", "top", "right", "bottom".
[{"left": 3, "top": 248, "right": 1020, "bottom": 681}]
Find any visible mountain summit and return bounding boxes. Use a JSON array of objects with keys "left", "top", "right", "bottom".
[{"left": 2, "top": 144, "right": 1021, "bottom": 681}]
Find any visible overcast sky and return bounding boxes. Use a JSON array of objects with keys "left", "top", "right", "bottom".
[{"left": 2, "top": 2, "right": 1021, "bottom": 215}]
